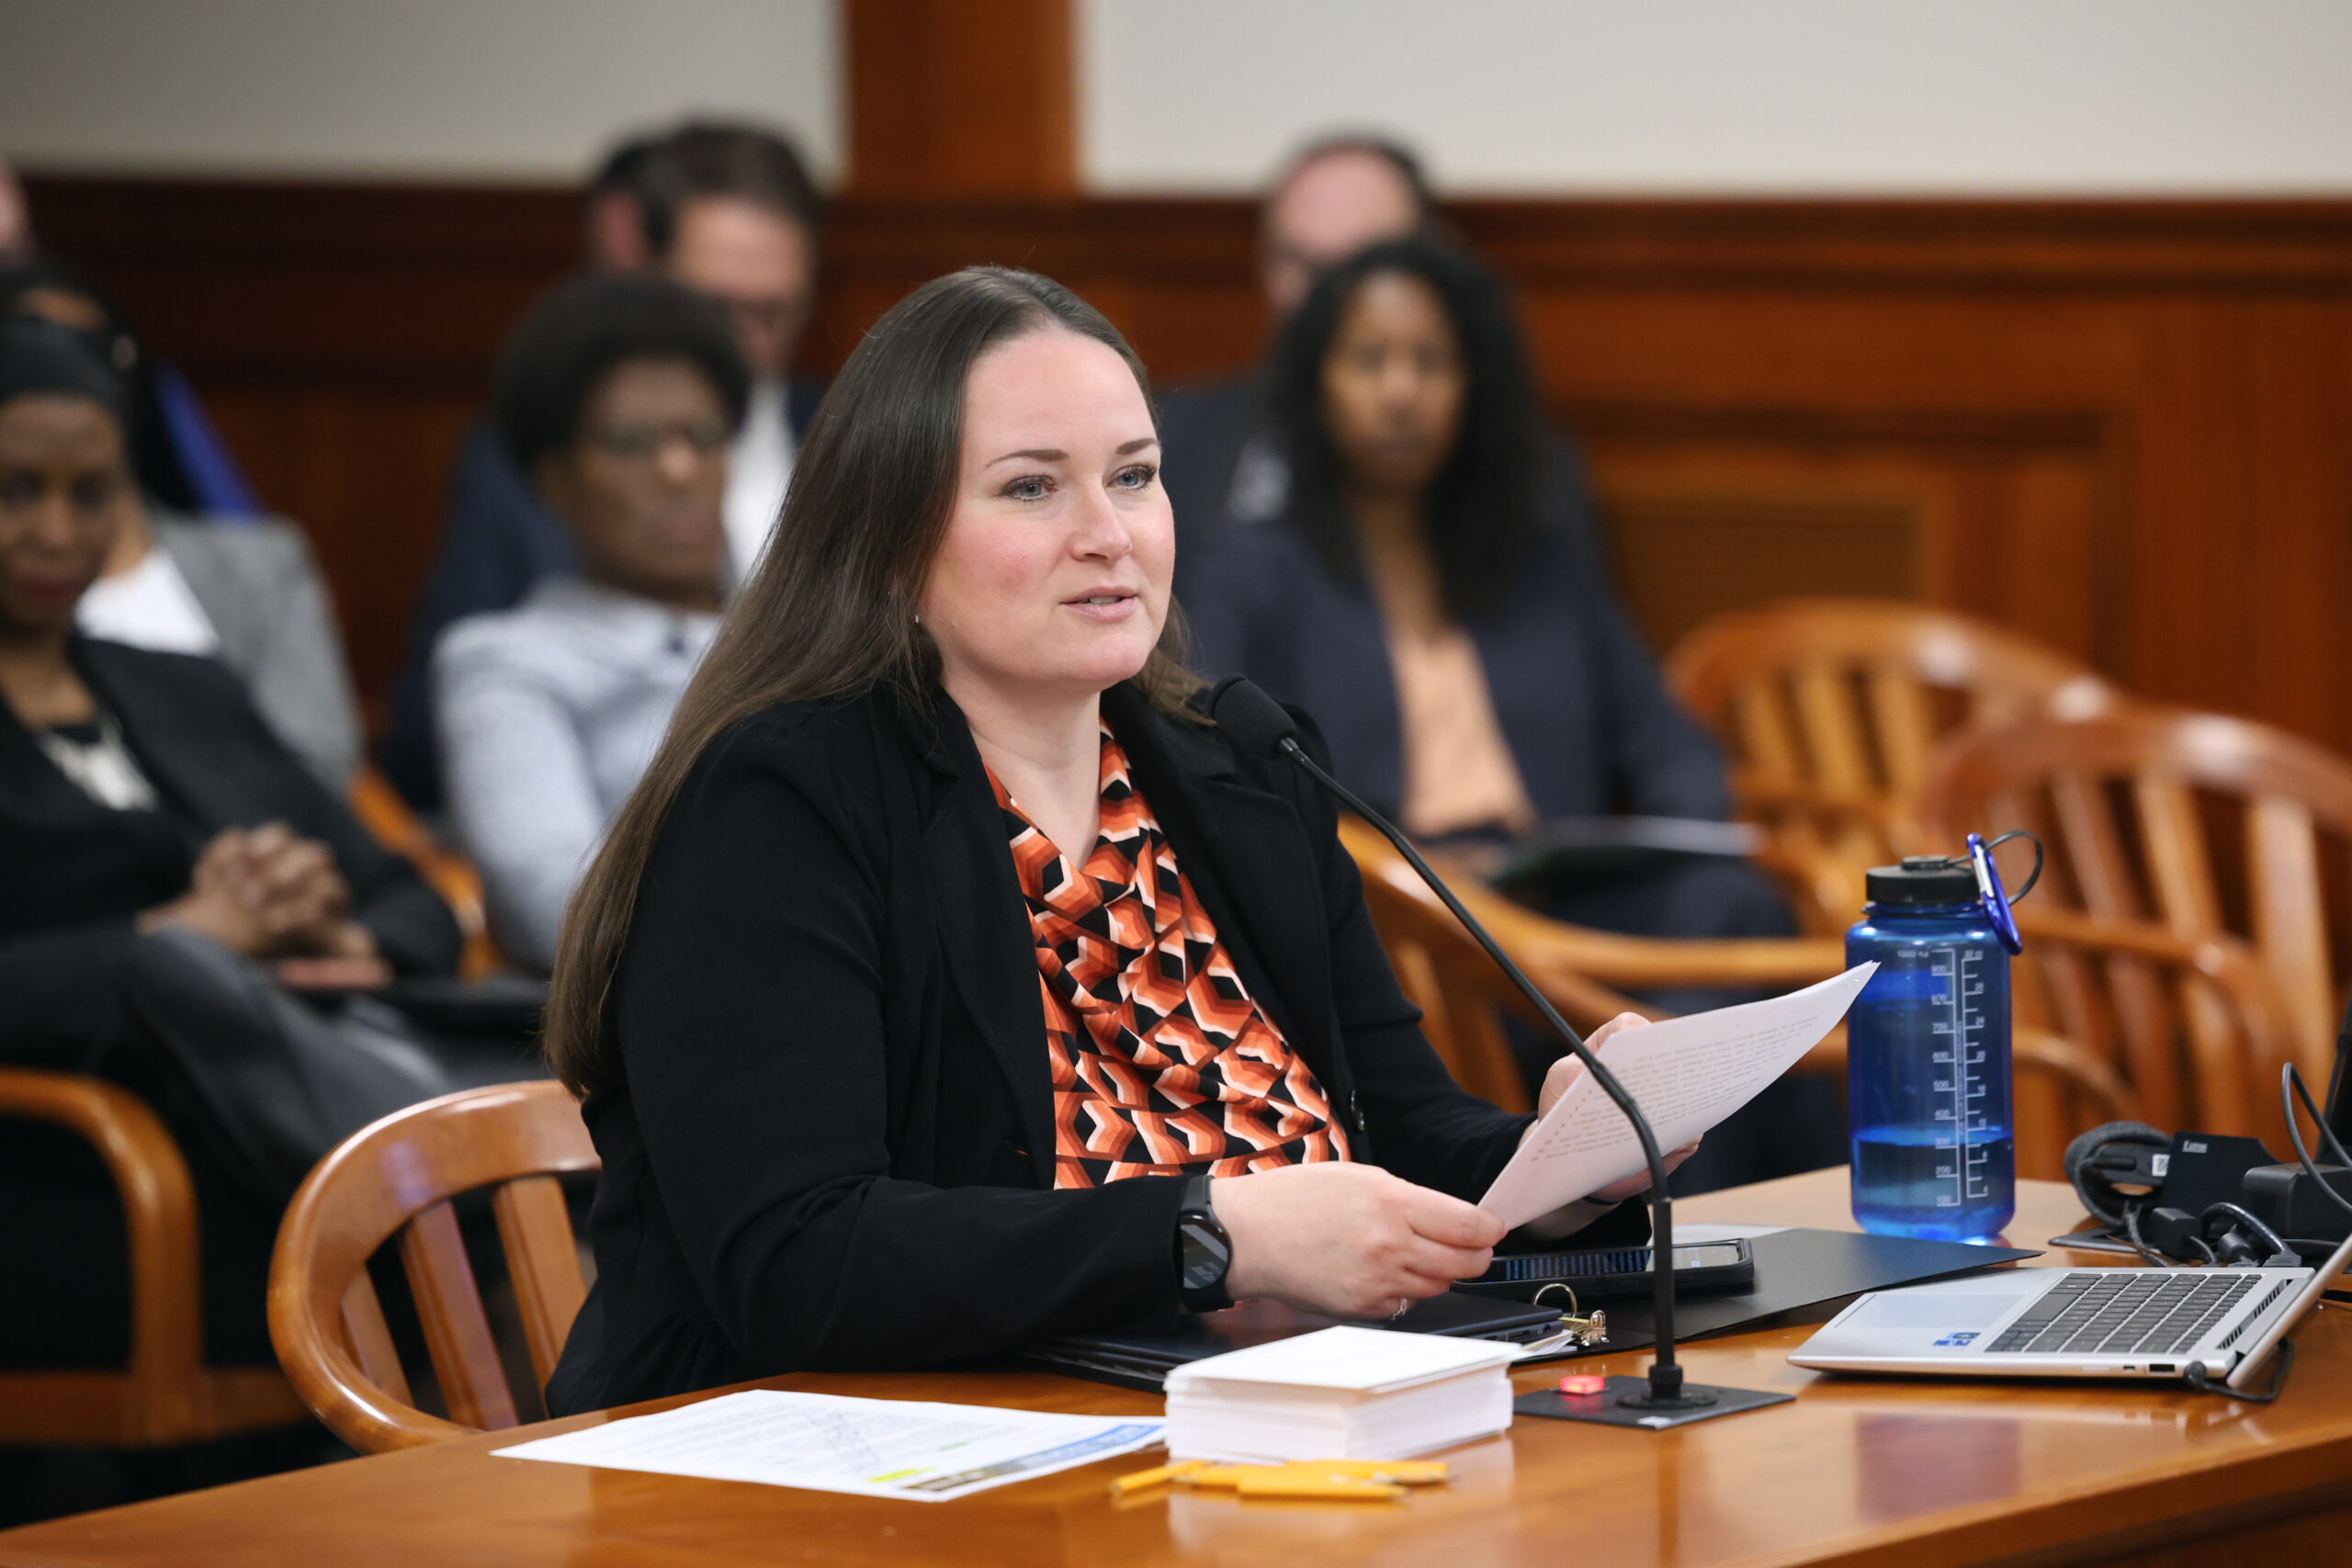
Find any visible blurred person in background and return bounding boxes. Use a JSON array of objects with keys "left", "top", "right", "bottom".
[
  {"left": 583, "top": 131, "right": 660, "bottom": 271},
  {"left": 1182, "top": 241, "right": 1833, "bottom": 1189},
  {"left": 1184, "top": 240, "right": 1735, "bottom": 860},
  {"left": 386, "top": 119, "right": 827, "bottom": 808},
  {"left": 1157, "top": 135, "right": 1430, "bottom": 546},
  {"left": 433, "top": 275, "right": 746, "bottom": 971},
  {"left": 641, "top": 121, "right": 828, "bottom": 574},
  {"left": 4, "top": 265, "right": 361, "bottom": 788},
  {"left": 0, "top": 164, "right": 261, "bottom": 518},
  {"left": 1160, "top": 134, "right": 1607, "bottom": 588},
  {"left": 0, "top": 318, "right": 473, "bottom": 1373},
  {"left": 0, "top": 159, "right": 29, "bottom": 265}
]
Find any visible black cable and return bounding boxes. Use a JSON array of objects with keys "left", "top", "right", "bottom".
[
  {"left": 2197, "top": 1201, "right": 2298, "bottom": 1267},
  {"left": 1982, "top": 829, "right": 2043, "bottom": 900},
  {"left": 2184, "top": 1340, "right": 2294, "bottom": 1404},
  {"left": 2280, "top": 1063, "right": 2352, "bottom": 1221},
  {"left": 2120, "top": 1204, "right": 2184, "bottom": 1268}
]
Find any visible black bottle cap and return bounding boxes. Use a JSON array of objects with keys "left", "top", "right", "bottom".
[{"left": 1865, "top": 855, "right": 1980, "bottom": 907}]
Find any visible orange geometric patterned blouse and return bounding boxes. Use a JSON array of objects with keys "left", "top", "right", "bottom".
[{"left": 989, "top": 725, "right": 1351, "bottom": 1190}]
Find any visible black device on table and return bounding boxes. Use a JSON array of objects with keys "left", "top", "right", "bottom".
[
  {"left": 2061, "top": 989, "right": 2352, "bottom": 1269},
  {"left": 1460, "top": 1238, "right": 1757, "bottom": 1302}
]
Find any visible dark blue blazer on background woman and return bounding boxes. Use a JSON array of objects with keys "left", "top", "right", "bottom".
[{"left": 1181, "top": 517, "right": 1732, "bottom": 829}]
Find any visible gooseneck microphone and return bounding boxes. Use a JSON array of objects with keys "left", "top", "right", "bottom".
[{"left": 1209, "top": 676, "right": 1716, "bottom": 1411}]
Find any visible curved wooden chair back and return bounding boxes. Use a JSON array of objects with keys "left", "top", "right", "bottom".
[
  {"left": 0, "top": 1067, "right": 308, "bottom": 1446},
  {"left": 1920, "top": 707, "right": 2352, "bottom": 1124},
  {"left": 349, "top": 764, "right": 503, "bottom": 979},
  {"left": 2003, "top": 906, "right": 2293, "bottom": 1157},
  {"left": 1338, "top": 818, "right": 2138, "bottom": 1177},
  {"left": 1339, "top": 817, "right": 1848, "bottom": 1111},
  {"left": 1667, "top": 598, "right": 2109, "bottom": 913},
  {"left": 268, "top": 1080, "right": 598, "bottom": 1453}
]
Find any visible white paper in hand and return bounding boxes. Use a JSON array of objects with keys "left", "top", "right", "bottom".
[{"left": 1479, "top": 963, "right": 1876, "bottom": 1229}]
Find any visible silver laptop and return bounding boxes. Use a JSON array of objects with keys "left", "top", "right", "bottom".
[{"left": 1791, "top": 1228, "right": 2352, "bottom": 1392}]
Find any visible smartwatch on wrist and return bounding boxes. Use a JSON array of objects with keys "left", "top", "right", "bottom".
[{"left": 1174, "top": 1174, "right": 1233, "bottom": 1314}]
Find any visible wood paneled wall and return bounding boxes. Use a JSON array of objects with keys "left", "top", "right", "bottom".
[
  {"left": 844, "top": 0, "right": 1075, "bottom": 197},
  {"left": 22, "top": 175, "right": 2352, "bottom": 758}
]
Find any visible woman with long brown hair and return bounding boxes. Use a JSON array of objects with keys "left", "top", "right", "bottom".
[{"left": 540, "top": 267, "right": 1684, "bottom": 1415}]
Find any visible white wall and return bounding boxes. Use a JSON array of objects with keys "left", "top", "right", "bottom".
[
  {"left": 8, "top": 1, "right": 2350, "bottom": 196},
  {"left": 0, "top": 0, "right": 840, "bottom": 182},
  {"left": 1081, "top": 0, "right": 2352, "bottom": 195}
]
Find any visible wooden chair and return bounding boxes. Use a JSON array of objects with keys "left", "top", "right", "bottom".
[
  {"left": 0, "top": 774, "right": 503, "bottom": 1447},
  {"left": 348, "top": 765, "right": 503, "bottom": 979},
  {"left": 1920, "top": 705, "right": 2352, "bottom": 1107},
  {"left": 1667, "top": 598, "right": 2112, "bottom": 926},
  {"left": 1996, "top": 903, "right": 2288, "bottom": 1165},
  {"left": 267, "top": 1080, "right": 598, "bottom": 1453},
  {"left": 1340, "top": 818, "right": 2137, "bottom": 1177},
  {"left": 0, "top": 1067, "right": 309, "bottom": 1446},
  {"left": 1340, "top": 816, "right": 1849, "bottom": 1111}
]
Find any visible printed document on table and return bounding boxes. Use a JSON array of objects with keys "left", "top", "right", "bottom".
[
  {"left": 1480, "top": 963, "right": 1876, "bottom": 1230},
  {"left": 493, "top": 1390, "right": 1164, "bottom": 1503}
]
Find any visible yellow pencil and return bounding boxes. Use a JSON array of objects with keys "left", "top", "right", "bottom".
[
  {"left": 1233, "top": 1474, "right": 1407, "bottom": 1501},
  {"left": 1311, "top": 1460, "right": 1453, "bottom": 1484},
  {"left": 1107, "top": 1460, "right": 1206, "bottom": 1497},
  {"left": 1177, "top": 1464, "right": 1283, "bottom": 1490}
]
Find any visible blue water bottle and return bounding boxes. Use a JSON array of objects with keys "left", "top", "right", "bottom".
[{"left": 1846, "top": 833, "right": 2034, "bottom": 1242}]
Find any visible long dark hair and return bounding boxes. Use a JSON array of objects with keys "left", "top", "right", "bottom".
[
  {"left": 544, "top": 266, "right": 1201, "bottom": 1096},
  {"left": 1266, "top": 237, "right": 1542, "bottom": 622}
]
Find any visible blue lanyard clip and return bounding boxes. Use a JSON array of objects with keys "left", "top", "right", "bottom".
[{"left": 1966, "top": 830, "right": 2042, "bottom": 956}]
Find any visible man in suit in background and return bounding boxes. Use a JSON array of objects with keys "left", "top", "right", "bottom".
[
  {"left": 384, "top": 121, "right": 828, "bottom": 808},
  {"left": 1157, "top": 137, "right": 1430, "bottom": 548},
  {"left": 645, "top": 124, "right": 826, "bottom": 581},
  {"left": 582, "top": 132, "right": 658, "bottom": 272}
]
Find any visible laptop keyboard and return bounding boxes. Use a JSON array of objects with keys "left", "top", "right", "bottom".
[{"left": 1984, "top": 1271, "right": 2261, "bottom": 1357}]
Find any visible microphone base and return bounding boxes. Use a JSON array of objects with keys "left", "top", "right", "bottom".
[
  {"left": 1515, "top": 1376, "right": 1792, "bottom": 1431},
  {"left": 1618, "top": 1386, "right": 1719, "bottom": 1411}
]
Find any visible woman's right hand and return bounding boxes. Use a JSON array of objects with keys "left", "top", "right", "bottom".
[
  {"left": 1211, "top": 1162, "right": 1506, "bottom": 1321},
  {"left": 140, "top": 829, "right": 277, "bottom": 954},
  {"left": 139, "top": 824, "right": 358, "bottom": 959}
]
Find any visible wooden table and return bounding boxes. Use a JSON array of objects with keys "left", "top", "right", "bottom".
[{"left": 6, "top": 1170, "right": 2349, "bottom": 1567}]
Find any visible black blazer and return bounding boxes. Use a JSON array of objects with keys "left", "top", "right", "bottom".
[
  {"left": 546, "top": 680, "right": 1638, "bottom": 1414},
  {"left": 0, "top": 637, "right": 459, "bottom": 981},
  {"left": 1182, "top": 514, "right": 1731, "bottom": 829}
]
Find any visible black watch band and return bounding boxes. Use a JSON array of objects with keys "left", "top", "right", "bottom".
[{"left": 1174, "top": 1173, "right": 1233, "bottom": 1314}]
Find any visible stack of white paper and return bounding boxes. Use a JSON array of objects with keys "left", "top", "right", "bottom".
[{"left": 1162, "top": 1326, "right": 1520, "bottom": 1463}]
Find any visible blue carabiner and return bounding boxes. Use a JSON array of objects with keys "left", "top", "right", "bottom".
[{"left": 1967, "top": 831, "right": 2024, "bottom": 955}]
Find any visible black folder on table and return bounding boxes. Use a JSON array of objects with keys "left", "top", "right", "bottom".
[
  {"left": 1570, "top": 1228, "right": 2040, "bottom": 1355},
  {"left": 1023, "top": 1293, "right": 1564, "bottom": 1393},
  {"left": 1025, "top": 1228, "right": 2037, "bottom": 1392}
]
